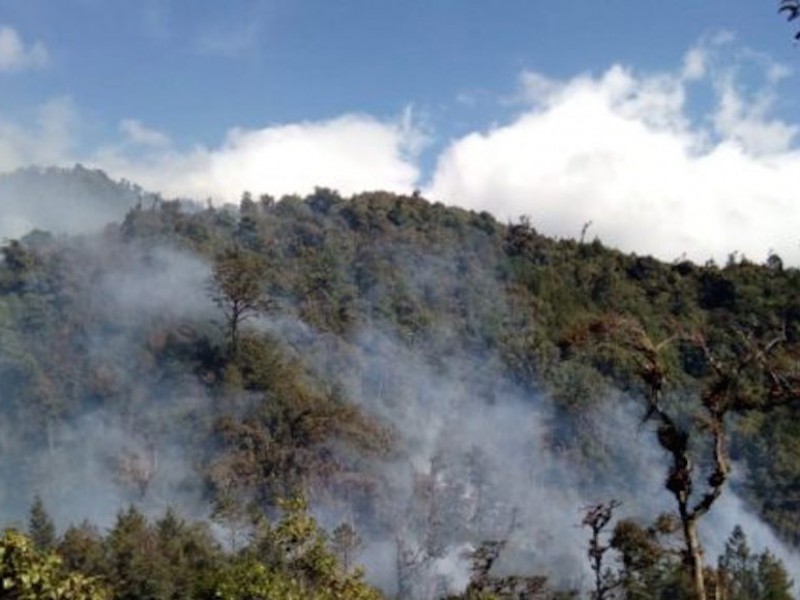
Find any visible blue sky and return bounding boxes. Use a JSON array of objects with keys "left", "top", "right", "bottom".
[
  {"left": 2, "top": 1, "right": 797, "bottom": 147},
  {"left": 2, "top": 1, "right": 800, "bottom": 264}
]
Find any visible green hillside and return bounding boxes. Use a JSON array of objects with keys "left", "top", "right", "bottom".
[{"left": 0, "top": 178, "right": 798, "bottom": 599}]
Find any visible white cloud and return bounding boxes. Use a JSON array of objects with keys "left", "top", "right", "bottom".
[
  {"left": 711, "top": 70, "right": 797, "bottom": 155},
  {"left": 682, "top": 47, "right": 707, "bottom": 81},
  {"left": 0, "top": 97, "right": 76, "bottom": 171},
  {"left": 0, "top": 25, "right": 48, "bottom": 73},
  {"left": 2, "top": 34, "right": 800, "bottom": 267},
  {"left": 119, "top": 119, "right": 170, "bottom": 148},
  {"left": 93, "top": 113, "right": 421, "bottom": 201},
  {"left": 517, "top": 71, "right": 564, "bottom": 106},
  {"left": 427, "top": 39, "right": 800, "bottom": 265}
]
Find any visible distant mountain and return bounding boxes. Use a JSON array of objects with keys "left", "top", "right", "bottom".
[{"left": 0, "top": 165, "right": 151, "bottom": 239}]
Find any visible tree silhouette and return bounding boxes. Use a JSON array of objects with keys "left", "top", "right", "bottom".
[{"left": 779, "top": 0, "right": 800, "bottom": 40}]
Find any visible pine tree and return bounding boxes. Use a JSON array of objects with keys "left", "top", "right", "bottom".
[
  {"left": 757, "top": 551, "right": 794, "bottom": 600},
  {"left": 719, "top": 525, "right": 759, "bottom": 600},
  {"left": 28, "top": 494, "right": 56, "bottom": 551},
  {"left": 718, "top": 526, "right": 796, "bottom": 600}
]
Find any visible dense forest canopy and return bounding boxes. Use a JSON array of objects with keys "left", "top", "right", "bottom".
[{"left": 0, "top": 167, "right": 799, "bottom": 598}]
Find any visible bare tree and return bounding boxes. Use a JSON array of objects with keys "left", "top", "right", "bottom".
[
  {"left": 116, "top": 441, "right": 158, "bottom": 499},
  {"left": 331, "top": 523, "right": 362, "bottom": 573},
  {"left": 583, "top": 500, "right": 622, "bottom": 600},
  {"left": 580, "top": 315, "right": 799, "bottom": 600}
]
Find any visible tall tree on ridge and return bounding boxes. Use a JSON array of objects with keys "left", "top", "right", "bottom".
[{"left": 211, "top": 247, "right": 270, "bottom": 357}]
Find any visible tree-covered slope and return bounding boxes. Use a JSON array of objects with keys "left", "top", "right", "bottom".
[
  {"left": 0, "top": 165, "right": 146, "bottom": 239},
  {"left": 1, "top": 175, "right": 799, "bottom": 598}
]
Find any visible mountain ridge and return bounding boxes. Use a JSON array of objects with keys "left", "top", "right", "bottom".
[{"left": 0, "top": 167, "right": 798, "bottom": 598}]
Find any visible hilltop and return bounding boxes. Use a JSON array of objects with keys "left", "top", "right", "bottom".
[
  {"left": 0, "top": 170, "right": 798, "bottom": 598},
  {"left": 0, "top": 165, "right": 147, "bottom": 239}
]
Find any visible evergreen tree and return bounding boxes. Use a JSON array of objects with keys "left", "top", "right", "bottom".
[
  {"left": 719, "top": 525, "right": 759, "bottom": 600},
  {"left": 58, "top": 521, "right": 108, "bottom": 579},
  {"left": 718, "top": 526, "right": 795, "bottom": 600},
  {"left": 28, "top": 494, "right": 56, "bottom": 551},
  {"left": 757, "top": 551, "right": 794, "bottom": 600}
]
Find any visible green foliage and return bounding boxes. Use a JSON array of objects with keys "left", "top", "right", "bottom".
[
  {"left": 106, "top": 506, "right": 169, "bottom": 600},
  {"left": 28, "top": 495, "right": 56, "bottom": 552},
  {"left": 58, "top": 522, "right": 107, "bottom": 579},
  {"left": 718, "top": 526, "right": 794, "bottom": 600},
  {"left": 597, "top": 519, "right": 797, "bottom": 600},
  {"left": 211, "top": 247, "right": 270, "bottom": 356},
  {"left": 210, "top": 344, "right": 391, "bottom": 505},
  {"left": 102, "top": 500, "right": 383, "bottom": 600},
  {"left": 0, "top": 529, "right": 109, "bottom": 599},
  {"left": 101, "top": 506, "right": 222, "bottom": 600},
  {"left": 3, "top": 177, "right": 800, "bottom": 597},
  {"left": 610, "top": 515, "right": 690, "bottom": 599},
  {"left": 6, "top": 504, "right": 383, "bottom": 600},
  {"left": 214, "top": 497, "right": 383, "bottom": 600},
  {"left": 211, "top": 559, "right": 311, "bottom": 600}
]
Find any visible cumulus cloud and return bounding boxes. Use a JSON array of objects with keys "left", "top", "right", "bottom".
[
  {"left": 93, "top": 113, "right": 421, "bottom": 201},
  {"left": 427, "top": 37, "right": 800, "bottom": 265},
  {"left": 3, "top": 33, "right": 800, "bottom": 266},
  {"left": 0, "top": 25, "right": 48, "bottom": 73},
  {"left": 0, "top": 97, "right": 76, "bottom": 171}
]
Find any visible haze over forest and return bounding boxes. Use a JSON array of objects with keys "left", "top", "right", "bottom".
[
  {"left": 2, "top": 2, "right": 800, "bottom": 600},
  {"left": 0, "top": 165, "right": 796, "bottom": 599}
]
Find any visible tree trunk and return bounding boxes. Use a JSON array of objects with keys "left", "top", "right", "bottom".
[
  {"left": 682, "top": 514, "right": 706, "bottom": 600},
  {"left": 230, "top": 303, "right": 241, "bottom": 357}
]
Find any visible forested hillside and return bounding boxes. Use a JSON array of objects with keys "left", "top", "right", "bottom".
[
  {"left": 1, "top": 169, "right": 799, "bottom": 598},
  {"left": 0, "top": 165, "right": 143, "bottom": 239}
]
